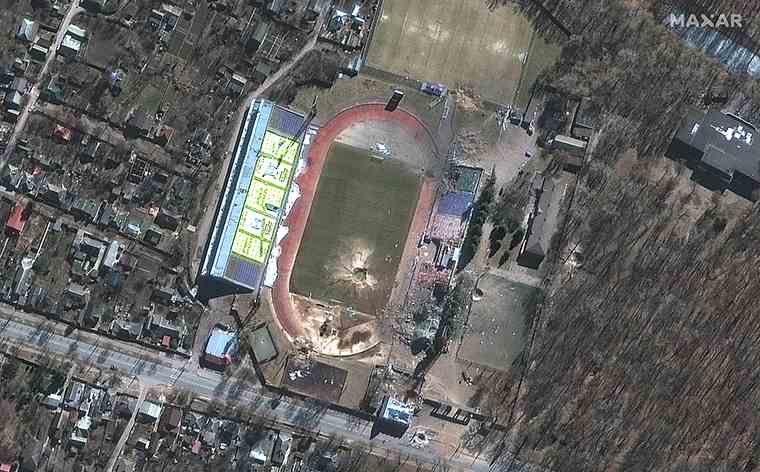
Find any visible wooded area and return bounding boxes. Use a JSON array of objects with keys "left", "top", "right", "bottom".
[{"left": 475, "top": 0, "right": 760, "bottom": 470}]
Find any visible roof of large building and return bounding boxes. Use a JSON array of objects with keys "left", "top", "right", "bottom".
[
  {"left": 204, "top": 325, "right": 239, "bottom": 362},
  {"left": 201, "top": 100, "right": 305, "bottom": 294},
  {"left": 437, "top": 191, "right": 474, "bottom": 218},
  {"left": 519, "top": 175, "right": 553, "bottom": 266},
  {"left": 673, "top": 108, "right": 760, "bottom": 182},
  {"left": 16, "top": 18, "right": 36, "bottom": 42}
]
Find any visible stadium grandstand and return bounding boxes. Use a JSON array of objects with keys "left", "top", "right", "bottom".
[{"left": 198, "top": 99, "right": 306, "bottom": 300}]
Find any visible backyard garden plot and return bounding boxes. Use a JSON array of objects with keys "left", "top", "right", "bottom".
[{"left": 291, "top": 142, "right": 421, "bottom": 315}]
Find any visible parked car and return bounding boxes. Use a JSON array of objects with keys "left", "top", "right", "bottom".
[{"left": 420, "top": 82, "right": 447, "bottom": 97}]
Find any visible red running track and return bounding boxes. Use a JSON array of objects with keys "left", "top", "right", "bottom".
[{"left": 271, "top": 103, "right": 436, "bottom": 338}]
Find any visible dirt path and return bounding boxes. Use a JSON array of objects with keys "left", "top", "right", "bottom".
[{"left": 271, "top": 103, "right": 437, "bottom": 339}]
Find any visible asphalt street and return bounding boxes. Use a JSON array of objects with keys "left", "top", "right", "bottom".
[{"left": 0, "top": 304, "right": 507, "bottom": 471}]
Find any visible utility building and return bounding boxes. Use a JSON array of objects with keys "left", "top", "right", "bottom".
[{"left": 198, "top": 100, "right": 306, "bottom": 300}]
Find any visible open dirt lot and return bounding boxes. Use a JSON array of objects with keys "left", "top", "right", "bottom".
[
  {"left": 291, "top": 142, "right": 421, "bottom": 315},
  {"left": 457, "top": 274, "right": 539, "bottom": 371},
  {"left": 367, "top": 0, "right": 534, "bottom": 103}
]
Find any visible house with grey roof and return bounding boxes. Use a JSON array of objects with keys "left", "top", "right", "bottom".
[{"left": 16, "top": 18, "right": 38, "bottom": 43}]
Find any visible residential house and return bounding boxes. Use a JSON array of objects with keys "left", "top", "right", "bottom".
[
  {"left": 16, "top": 18, "right": 38, "bottom": 43},
  {"left": 147, "top": 9, "right": 166, "bottom": 30},
  {"left": 161, "top": 4, "right": 182, "bottom": 30},
  {"left": 249, "top": 430, "right": 276, "bottom": 464},
  {"left": 13, "top": 56, "right": 29, "bottom": 75},
  {"left": 143, "top": 226, "right": 162, "bottom": 246},
  {"left": 18, "top": 438, "right": 43, "bottom": 472},
  {"left": 65, "top": 381, "right": 87, "bottom": 410},
  {"left": 253, "top": 60, "right": 276, "bottom": 83},
  {"left": 44, "top": 74, "right": 66, "bottom": 104},
  {"left": 151, "top": 286, "right": 178, "bottom": 305},
  {"left": 516, "top": 175, "right": 554, "bottom": 270},
  {"left": 5, "top": 201, "right": 28, "bottom": 235},
  {"left": 225, "top": 73, "right": 247, "bottom": 96},
  {"left": 29, "top": 44, "right": 48, "bottom": 61},
  {"left": 69, "top": 416, "right": 91, "bottom": 447},
  {"left": 375, "top": 396, "right": 413, "bottom": 438},
  {"left": 80, "top": 140, "right": 102, "bottom": 162},
  {"left": 81, "top": 0, "right": 107, "bottom": 13},
  {"left": 43, "top": 391, "right": 63, "bottom": 409},
  {"left": 71, "top": 197, "right": 101, "bottom": 223},
  {"left": 138, "top": 401, "right": 162, "bottom": 423},
  {"left": 571, "top": 98, "right": 595, "bottom": 141},
  {"left": 155, "top": 207, "right": 180, "bottom": 231},
  {"left": 111, "top": 319, "right": 143, "bottom": 339},
  {"left": 159, "top": 406, "right": 183, "bottom": 434},
  {"left": 64, "top": 283, "right": 91, "bottom": 309},
  {"left": 271, "top": 432, "right": 292, "bottom": 467},
  {"left": 59, "top": 35, "right": 82, "bottom": 58},
  {"left": 4, "top": 77, "right": 27, "bottom": 112},
  {"left": 187, "top": 128, "right": 212, "bottom": 165},
  {"left": 148, "top": 312, "right": 185, "bottom": 340},
  {"left": 14, "top": 257, "right": 34, "bottom": 303},
  {"left": 202, "top": 325, "right": 240, "bottom": 369},
  {"left": 41, "top": 181, "right": 68, "bottom": 207},
  {"left": 72, "top": 229, "right": 107, "bottom": 277},
  {"left": 245, "top": 20, "right": 271, "bottom": 52},
  {"left": 66, "top": 24, "right": 87, "bottom": 41},
  {"left": 53, "top": 124, "right": 72, "bottom": 142},
  {"left": 112, "top": 318, "right": 139, "bottom": 340},
  {"left": 103, "top": 240, "right": 125, "bottom": 270}
]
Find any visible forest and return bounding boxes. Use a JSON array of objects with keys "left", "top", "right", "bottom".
[{"left": 471, "top": 0, "right": 760, "bottom": 471}]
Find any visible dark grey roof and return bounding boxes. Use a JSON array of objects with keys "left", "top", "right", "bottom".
[
  {"left": 674, "top": 108, "right": 760, "bottom": 182},
  {"left": 522, "top": 176, "right": 553, "bottom": 261}
]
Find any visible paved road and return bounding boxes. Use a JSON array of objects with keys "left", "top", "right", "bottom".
[
  {"left": 1, "top": 0, "right": 83, "bottom": 166},
  {"left": 0, "top": 304, "right": 507, "bottom": 471}
]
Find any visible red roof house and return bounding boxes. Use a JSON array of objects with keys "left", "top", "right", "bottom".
[{"left": 6, "top": 202, "right": 28, "bottom": 234}]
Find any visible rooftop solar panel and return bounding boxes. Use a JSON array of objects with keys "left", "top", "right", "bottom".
[
  {"left": 225, "top": 254, "right": 262, "bottom": 289},
  {"left": 269, "top": 106, "right": 303, "bottom": 137}
]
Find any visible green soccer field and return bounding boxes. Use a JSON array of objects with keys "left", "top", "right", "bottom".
[
  {"left": 367, "top": 0, "right": 535, "bottom": 103},
  {"left": 291, "top": 143, "right": 421, "bottom": 315}
]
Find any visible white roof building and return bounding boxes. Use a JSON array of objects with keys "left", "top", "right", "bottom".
[
  {"left": 66, "top": 24, "right": 87, "bottom": 41},
  {"left": 59, "top": 35, "right": 82, "bottom": 57},
  {"left": 138, "top": 401, "right": 162, "bottom": 421},
  {"left": 16, "top": 18, "right": 37, "bottom": 43}
]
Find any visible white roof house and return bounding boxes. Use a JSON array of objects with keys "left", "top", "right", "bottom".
[
  {"left": 59, "top": 35, "right": 82, "bottom": 57},
  {"left": 138, "top": 401, "right": 162, "bottom": 421},
  {"left": 16, "top": 18, "right": 37, "bottom": 43},
  {"left": 67, "top": 24, "right": 87, "bottom": 41}
]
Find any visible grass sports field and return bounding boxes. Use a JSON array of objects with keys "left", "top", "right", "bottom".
[
  {"left": 291, "top": 142, "right": 420, "bottom": 315},
  {"left": 368, "top": 0, "right": 534, "bottom": 103}
]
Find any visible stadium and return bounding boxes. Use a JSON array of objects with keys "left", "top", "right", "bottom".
[
  {"left": 271, "top": 102, "right": 439, "bottom": 353},
  {"left": 198, "top": 99, "right": 307, "bottom": 300}
]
